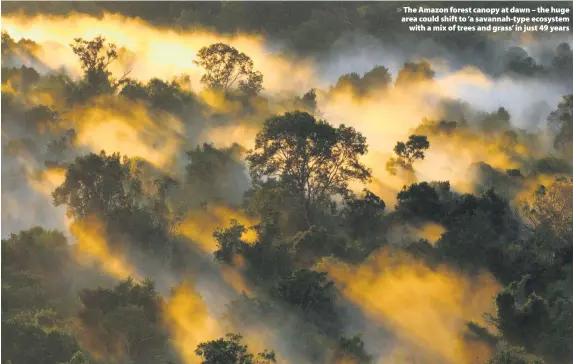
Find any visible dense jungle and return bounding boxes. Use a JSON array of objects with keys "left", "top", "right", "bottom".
[{"left": 1, "top": 2, "right": 573, "bottom": 364}]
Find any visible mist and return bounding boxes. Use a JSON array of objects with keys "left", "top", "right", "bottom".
[{"left": 2, "top": 2, "right": 573, "bottom": 364}]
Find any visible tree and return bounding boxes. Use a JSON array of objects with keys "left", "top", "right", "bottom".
[
  {"left": 1, "top": 65, "right": 41, "bottom": 93},
  {"left": 360, "top": 65, "right": 392, "bottom": 92},
  {"left": 47, "top": 129, "right": 76, "bottom": 162},
  {"left": 120, "top": 77, "right": 196, "bottom": 115},
  {"left": 52, "top": 151, "right": 140, "bottom": 219},
  {"left": 271, "top": 268, "right": 339, "bottom": 334},
  {"left": 548, "top": 94, "right": 573, "bottom": 157},
  {"left": 395, "top": 181, "right": 446, "bottom": 221},
  {"left": 386, "top": 135, "right": 430, "bottom": 176},
  {"left": 394, "top": 61, "right": 435, "bottom": 88},
  {"left": 52, "top": 152, "right": 178, "bottom": 259},
  {"left": 247, "top": 111, "right": 371, "bottom": 225},
  {"left": 334, "top": 72, "right": 360, "bottom": 91},
  {"left": 193, "top": 43, "right": 263, "bottom": 95},
  {"left": 482, "top": 107, "right": 511, "bottom": 132},
  {"left": 294, "top": 88, "right": 317, "bottom": 112},
  {"left": 1, "top": 227, "right": 93, "bottom": 364},
  {"left": 152, "top": 175, "right": 179, "bottom": 220},
  {"left": 1, "top": 227, "right": 81, "bottom": 315},
  {"left": 195, "top": 333, "right": 276, "bottom": 364},
  {"left": 486, "top": 275, "right": 573, "bottom": 362},
  {"left": 289, "top": 226, "right": 345, "bottom": 265},
  {"left": 185, "top": 143, "right": 249, "bottom": 206},
  {"left": 502, "top": 47, "right": 544, "bottom": 78},
  {"left": 552, "top": 43, "right": 573, "bottom": 80},
  {"left": 76, "top": 278, "right": 170, "bottom": 364},
  {"left": 533, "top": 156, "right": 570, "bottom": 175},
  {"left": 70, "top": 36, "right": 130, "bottom": 97},
  {"left": 213, "top": 221, "right": 249, "bottom": 265},
  {"left": 487, "top": 343, "right": 544, "bottom": 364},
  {"left": 23, "top": 105, "right": 59, "bottom": 131},
  {"left": 1, "top": 30, "right": 14, "bottom": 55},
  {"left": 332, "top": 65, "right": 391, "bottom": 97},
  {"left": 332, "top": 335, "right": 373, "bottom": 364},
  {"left": 213, "top": 220, "right": 294, "bottom": 283},
  {"left": 3, "top": 314, "right": 83, "bottom": 364},
  {"left": 522, "top": 178, "right": 573, "bottom": 249},
  {"left": 146, "top": 77, "right": 193, "bottom": 113},
  {"left": 343, "top": 189, "right": 385, "bottom": 241}
]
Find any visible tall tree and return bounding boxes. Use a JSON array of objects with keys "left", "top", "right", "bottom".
[
  {"left": 193, "top": 43, "right": 263, "bottom": 95},
  {"left": 246, "top": 111, "right": 371, "bottom": 225},
  {"left": 52, "top": 151, "right": 140, "bottom": 219},
  {"left": 70, "top": 36, "right": 130, "bottom": 97},
  {"left": 386, "top": 134, "right": 430, "bottom": 176}
]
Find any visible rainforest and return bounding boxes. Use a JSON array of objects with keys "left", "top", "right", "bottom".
[{"left": 1, "top": 2, "right": 573, "bottom": 364}]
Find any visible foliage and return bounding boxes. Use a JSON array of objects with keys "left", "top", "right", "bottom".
[
  {"left": 482, "top": 107, "right": 511, "bottom": 132},
  {"left": 185, "top": 143, "right": 249, "bottom": 206},
  {"left": 2, "top": 227, "right": 75, "bottom": 314},
  {"left": 195, "top": 333, "right": 276, "bottom": 364},
  {"left": 551, "top": 43, "right": 573, "bottom": 80},
  {"left": 120, "top": 77, "right": 196, "bottom": 114},
  {"left": 487, "top": 343, "right": 544, "bottom": 364},
  {"left": 69, "top": 36, "right": 130, "bottom": 101},
  {"left": 1, "top": 228, "right": 94, "bottom": 364},
  {"left": 53, "top": 151, "right": 140, "bottom": 219},
  {"left": 3, "top": 314, "right": 83, "bottom": 364},
  {"left": 193, "top": 43, "right": 263, "bottom": 95},
  {"left": 2, "top": 8, "right": 573, "bottom": 364},
  {"left": 247, "top": 111, "right": 371, "bottom": 225},
  {"left": 214, "top": 220, "right": 294, "bottom": 283},
  {"left": 342, "top": 189, "right": 385, "bottom": 242},
  {"left": 522, "top": 178, "right": 573, "bottom": 249},
  {"left": 332, "top": 65, "right": 392, "bottom": 96},
  {"left": 52, "top": 151, "right": 178, "bottom": 260},
  {"left": 271, "top": 269, "right": 339, "bottom": 334},
  {"left": 489, "top": 275, "right": 573, "bottom": 362},
  {"left": 333, "top": 335, "right": 373, "bottom": 364},
  {"left": 294, "top": 88, "right": 318, "bottom": 113},
  {"left": 394, "top": 61, "right": 435, "bottom": 87},
  {"left": 76, "top": 278, "right": 170, "bottom": 364},
  {"left": 386, "top": 135, "right": 430, "bottom": 176},
  {"left": 1, "top": 65, "right": 41, "bottom": 92},
  {"left": 533, "top": 156, "right": 571, "bottom": 175},
  {"left": 502, "top": 47, "right": 545, "bottom": 78}
]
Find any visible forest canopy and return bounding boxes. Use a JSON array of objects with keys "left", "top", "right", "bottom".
[{"left": 1, "top": 2, "right": 573, "bottom": 364}]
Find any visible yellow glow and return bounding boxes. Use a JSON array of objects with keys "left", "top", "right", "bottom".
[
  {"left": 60, "top": 96, "right": 184, "bottom": 172},
  {"left": 70, "top": 216, "right": 139, "bottom": 280},
  {"left": 2, "top": 13, "right": 319, "bottom": 94},
  {"left": 162, "top": 283, "right": 223, "bottom": 364},
  {"left": 325, "top": 249, "right": 500, "bottom": 364},
  {"left": 413, "top": 222, "right": 447, "bottom": 245},
  {"left": 177, "top": 204, "right": 259, "bottom": 253}
]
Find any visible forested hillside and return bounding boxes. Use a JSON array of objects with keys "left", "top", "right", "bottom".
[{"left": 2, "top": 2, "right": 573, "bottom": 364}]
